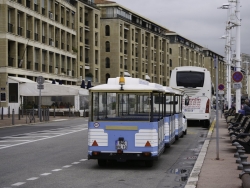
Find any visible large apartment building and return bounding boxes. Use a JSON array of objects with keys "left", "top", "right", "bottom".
[
  {"left": 0, "top": 0, "right": 100, "bottom": 108},
  {"left": 95, "top": 0, "right": 171, "bottom": 85}
]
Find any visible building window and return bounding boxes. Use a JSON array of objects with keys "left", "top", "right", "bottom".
[
  {"left": 106, "top": 41, "right": 110, "bottom": 52},
  {"left": 106, "top": 73, "right": 110, "bottom": 83},
  {"left": 170, "top": 59, "right": 172, "bottom": 67},
  {"left": 169, "top": 48, "right": 172, "bottom": 54},
  {"left": 105, "top": 57, "right": 110, "bottom": 68},
  {"left": 105, "top": 25, "right": 110, "bottom": 36}
]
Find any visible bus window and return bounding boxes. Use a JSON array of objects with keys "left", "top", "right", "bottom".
[{"left": 176, "top": 71, "right": 204, "bottom": 88}]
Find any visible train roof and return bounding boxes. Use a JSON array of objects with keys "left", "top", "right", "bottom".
[{"left": 90, "top": 77, "right": 170, "bottom": 93}]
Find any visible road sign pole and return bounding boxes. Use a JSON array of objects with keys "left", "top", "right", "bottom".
[
  {"left": 215, "top": 56, "right": 219, "bottom": 160},
  {"left": 39, "top": 88, "right": 41, "bottom": 122}
]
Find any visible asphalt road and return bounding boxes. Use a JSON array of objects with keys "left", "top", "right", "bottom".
[{"left": 0, "top": 118, "right": 209, "bottom": 188}]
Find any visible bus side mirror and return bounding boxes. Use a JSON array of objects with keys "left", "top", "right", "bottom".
[{"left": 185, "top": 97, "right": 189, "bottom": 106}]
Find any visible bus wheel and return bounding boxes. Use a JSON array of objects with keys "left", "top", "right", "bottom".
[
  {"left": 98, "top": 159, "right": 107, "bottom": 167},
  {"left": 145, "top": 160, "right": 154, "bottom": 167},
  {"left": 184, "top": 130, "right": 187, "bottom": 135}
]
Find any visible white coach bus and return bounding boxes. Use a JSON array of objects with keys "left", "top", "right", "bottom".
[{"left": 169, "top": 66, "right": 214, "bottom": 128}]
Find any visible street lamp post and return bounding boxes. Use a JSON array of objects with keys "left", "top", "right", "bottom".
[
  {"left": 235, "top": 0, "right": 241, "bottom": 112},
  {"left": 242, "top": 61, "right": 249, "bottom": 97}
]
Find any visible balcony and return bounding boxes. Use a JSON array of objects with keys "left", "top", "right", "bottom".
[
  {"left": 34, "top": 33, "right": 39, "bottom": 41},
  {"left": 49, "top": 38, "right": 53, "bottom": 46},
  {"left": 26, "top": 0, "right": 30, "bottom": 8},
  {"left": 18, "top": 27, "right": 22, "bottom": 36},
  {"left": 26, "top": 30, "right": 31, "bottom": 38},
  {"left": 34, "top": 4, "right": 38, "bottom": 12},
  {"left": 27, "top": 61, "right": 31, "bottom": 69},
  {"left": 8, "top": 23, "right": 13, "bottom": 33},
  {"left": 42, "top": 64, "right": 46, "bottom": 72},
  {"left": 42, "top": 36, "right": 45, "bottom": 43},
  {"left": 42, "top": 8, "right": 45, "bottom": 15},
  {"left": 8, "top": 57, "right": 14, "bottom": 66},
  {"left": 35, "top": 63, "right": 39, "bottom": 71}
]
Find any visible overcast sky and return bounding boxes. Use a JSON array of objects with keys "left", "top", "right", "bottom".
[{"left": 113, "top": 0, "right": 250, "bottom": 57}]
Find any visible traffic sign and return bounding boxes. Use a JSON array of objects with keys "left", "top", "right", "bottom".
[
  {"left": 233, "top": 82, "right": 242, "bottom": 89},
  {"left": 232, "top": 71, "right": 244, "bottom": 82},
  {"left": 218, "top": 84, "right": 224, "bottom": 90},
  {"left": 218, "top": 90, "right": 225, "bottom": 94},
  {"left": 37, "top": 76, "right": 44, "bottom": 85},
  {"left": 37, "top": 85, "right": 44, "bottom": 89}
]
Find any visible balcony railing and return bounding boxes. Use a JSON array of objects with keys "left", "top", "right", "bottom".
[
  {"left": 18, "top": 27, "right": 22, "bottom": 36},
  {"left": 26, "top": 30, "right": 31, "bottom": 38},
  {"left": 8, "top": 23, "right": 13, "bottom": 33},
  {"left": 34, "top": 33, "right": 39, "bottom": 41}
]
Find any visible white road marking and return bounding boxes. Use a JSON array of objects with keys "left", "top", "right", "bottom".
[
  {"left": 53, "top": 119, "right": 68, "bottom": 121},
  {"left": 52, "top": 169, "right": 62, "bottom": 172},
  {"left": 80, "top": 159, "right": 88, "bottom": 162},
  {"left": 72, "top": 162, "right": 80, "bottom": 164},
  {"left": 27, "top": 177, "right": 39, "bottom": 181},
  {"left": 12, "top": 182, "right": 26, "bottom": 186},
  {"left": 63, "top": 165, "right": 72, "bottom": 168},
  {"left": 0, "top": 128, "right": 87, "bottom": 150},
  {"left": 40, "top": 173, "right": 51, "bottom": 176}
]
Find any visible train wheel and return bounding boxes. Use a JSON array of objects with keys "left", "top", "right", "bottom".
[
  {"left": 145, "top": 160, "right": 154, "bottom": 167},
  {"left": 98, "top": 159, "right": 107, "bottom": 167}
]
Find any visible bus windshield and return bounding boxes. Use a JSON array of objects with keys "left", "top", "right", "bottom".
[{"left": 176, "top": 71, "right": 204, "bottom": 88}]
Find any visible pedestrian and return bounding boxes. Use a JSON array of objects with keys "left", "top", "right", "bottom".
[{"left": 243, "top": 100, "right": 250, "bottom": 115}]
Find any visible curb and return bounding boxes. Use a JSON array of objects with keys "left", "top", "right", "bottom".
[{"left": 184, "top": 119, "right": 216, "bottom": 188}]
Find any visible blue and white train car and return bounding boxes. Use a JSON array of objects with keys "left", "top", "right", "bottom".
[
  {"left": 162, "top": 87, "right": 175, "bottom": 147},
  {"left": 172, "top": 88, "right": 184, "bottom": 139},
  {"left": 88, "top": 77, "right": 170, "bottom": 167}
]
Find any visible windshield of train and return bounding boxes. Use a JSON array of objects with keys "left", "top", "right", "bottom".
[{"left": 176, "top": 71, "right": 204, "bottom": 88}]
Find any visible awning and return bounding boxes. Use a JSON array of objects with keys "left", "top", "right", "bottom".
[{"left": 8, "top": 77, "right": 89, "bottom": 96}]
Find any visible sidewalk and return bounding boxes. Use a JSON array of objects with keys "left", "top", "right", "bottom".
[
  {"left": 0, "top": 114, "right": 84, "bottom": 128},
  {"left": 186, "top": 115, "right": 247, "bottom": 188}
]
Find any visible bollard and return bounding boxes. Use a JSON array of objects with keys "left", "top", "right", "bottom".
[
  {"left": 69, "top": 104, "right": 70, "bottom": 117},
  {"left": 236, "top": 150, "right": 246, "bottom": 163},
  {"left": 48, "top": 108, "right": 50, "bottom": 121},
  {"left": 26, "top": 109, "right": 27, "bottom": 124},
  {"left": 43, "top": 109, "right": 45, "bottom": 122},
  {"left": 33, "top": 109, "right": 35, "bottom": 123},
  {"left": 53, "top": 106, "right": 55, "bottom": 118},
  {"left": 1, "top": 106, "right": 3, "bottom": 120},
  {"left": 238, "top": 155, "right": 248, "bottom": 170},
  {"left": 18, "top": 107, "right": 21, "bottom": 120},
  {"left": 12, "top": 109, "right": 14, "bottom": 125},
  {"left": 239, "top": 162, "right": 250, "bottom": 178},
  {"left": 235, "top": 145, "right": 244, "bottom": 158},
  {"left": 8, "top": 106, "right": 10, "bottom": 118}
]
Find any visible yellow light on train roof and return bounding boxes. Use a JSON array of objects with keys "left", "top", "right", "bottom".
[{"left": 119, "top": 77, "right": 125, "bottom": 85}]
